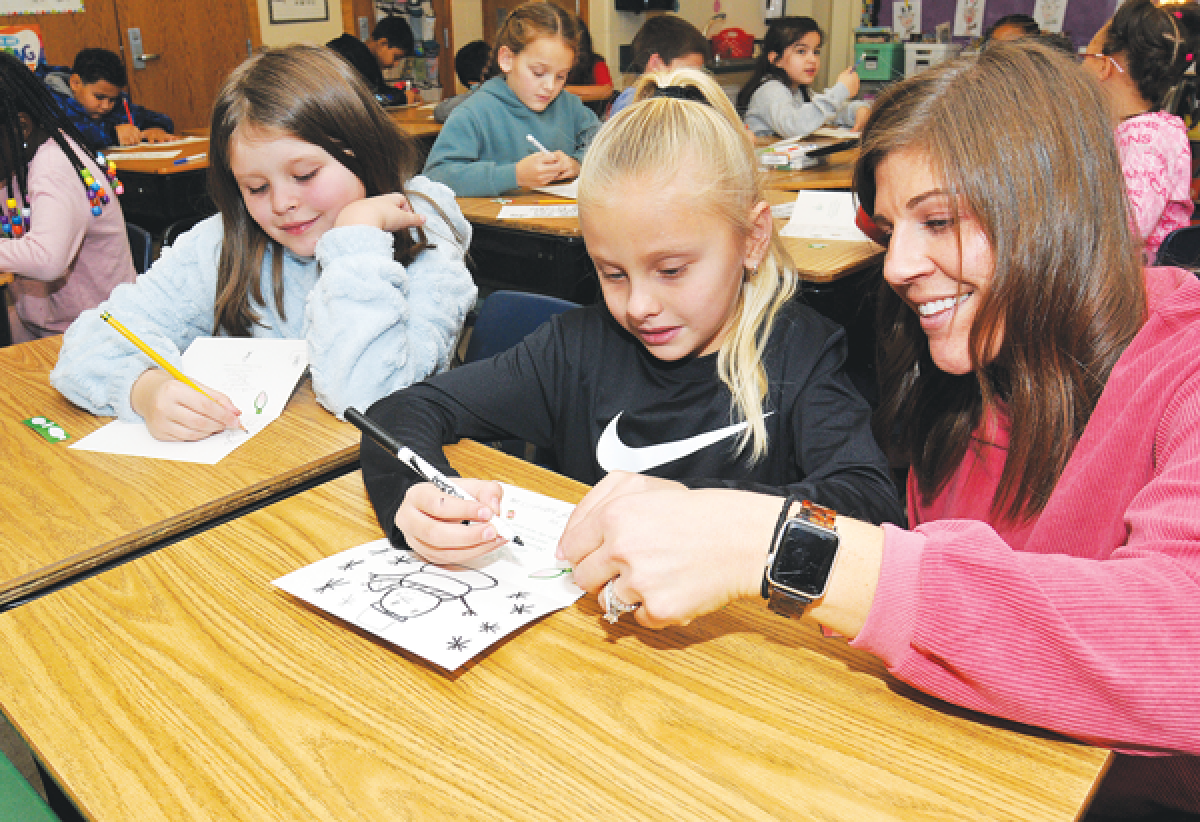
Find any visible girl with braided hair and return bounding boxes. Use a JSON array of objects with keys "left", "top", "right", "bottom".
[
  {"left": 1083, "top": 0, "right": 1200, "bottom": 261},
  {"left": 0, "top": 51, "right": 135, "bottom": 343}
]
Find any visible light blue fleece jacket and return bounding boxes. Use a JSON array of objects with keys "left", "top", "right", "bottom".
[
  {"left": 51, "top": 175, "right": 477, "bottom": 422},
  {"left": 743, "top": 77, "right": 868, "bottom": 139},
  {"left": 423, "top": 76, "right": 601, "bottom": 197}
]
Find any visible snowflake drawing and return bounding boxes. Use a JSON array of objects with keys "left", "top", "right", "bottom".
[
  {"left": 511, "top": 603, "right": 534, "bottom": 615},
  {"left": 508, "top": 591, "right": 530, "bottom": 600},
  {"left": 338, "top": 559, "right": 364, "bottom": 571},
  {"left": 447, "top": 636, "right": 469, "bottom": 652},
  {"left": 479, "top": 622, "right": 499, "bottom": 633},
  {"left": 315, "top": 578, "right": 347, "bottom": 594}
]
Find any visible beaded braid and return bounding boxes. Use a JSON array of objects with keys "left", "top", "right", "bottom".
[{"left": 0, "top": 52, "right": 123, "bottom": 240}]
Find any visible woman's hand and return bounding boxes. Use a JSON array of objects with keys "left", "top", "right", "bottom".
[
  {"left": 558, "top": 488, "right": 781, "bottom": 628},
  {"left": 515, "top": 151, "right": 578, "bottom": 188},
  {"left": 130, "top": 368, "right": 243, "bottom": 441},
  {"left": 837, "top": 66, "right": 862, "bottom": 98},
  {"left": 395, "top": 478, "right": 509, "bottom": 564},
  {"left": 334, "top": 192, "right": 427, "bottom": 233}
]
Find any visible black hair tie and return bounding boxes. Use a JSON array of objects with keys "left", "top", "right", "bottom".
[{"left": 651, "top": 85, "right": 712, "bottom": 106}]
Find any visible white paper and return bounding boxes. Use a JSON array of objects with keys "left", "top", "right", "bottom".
[
  {"left": 771, "top": 202, "right": 796, "bottom": 219},
  {"left": 106, "top": 136, "right": 207, "bottom": 150},
  {"left": 274, "top": 483, "right": 583, "bottom": 671},
  {"left": 531, "top": 180, "right": 579, "bottom": 199},
  {"left": 71, "top": 337, "right": 309, "bottom": 464},
  {"left": 893, "top": 0, "right": 922, "bottom": 39},
  {"left": 108, "top": 150, "right": 184, "bottom": 161},
  {"left": 811, "top": 126, "right": 860, "bottom": 139},
  {"left": 497, "top": 205, "right": 579, "bottom": 219},
  {"left": 781, "top": 191, "right": 871, "bottom": 242},
  {"left": 953, "top": 0, "right": 986, "bottom": 38},
  {"left": 1033, "top": 0, "right": 1067, "bottom": 33}
]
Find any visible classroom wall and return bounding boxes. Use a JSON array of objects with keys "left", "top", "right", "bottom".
[
  {"left": 257, "top": 0, "right": 346, "bottom": 47},
  {"left": 451, "top": 0, "right": 484, "bottom": 94},
  {"left": 876, "top": 0, "right": 1119, "bottom": 49}
]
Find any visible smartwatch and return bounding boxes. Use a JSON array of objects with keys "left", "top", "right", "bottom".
[{"left": 762, "top": 499, "right": 840, "bottom": 619}]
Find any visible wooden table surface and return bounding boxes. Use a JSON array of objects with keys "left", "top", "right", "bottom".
[
  {"left": 763, "top": 146, "right": 860, "bottom": 192},
  {"left": 458, "top": 190, "right": 884, "bottom": 284},
  {"left": 106, "top": 137, "right": 210, "bottom": 174},
  {"left": 387, "top": 104, "right": 443, "bottom": 139},
  {"left": 0, "top": 445, "right": 1108, "bottom": 821},
  {"left": 0, "top": 335, "right": 359, "bottom": 608}
]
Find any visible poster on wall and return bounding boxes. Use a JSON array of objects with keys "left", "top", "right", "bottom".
[
  {"left": 953, "top": 0, "right": 986, "bottom": 38},
  {"left": 268, "top": 0, "right": 329, "bottom": 24},
  {"left": 0, "top": 0, "right": 81, "bottom": 12},
  {"left": 1033, "top": 0, "right": 1068, "bottom": 33},
  {"left": 893, "top": 0, "right": 922, "bottom": 40},
  {"left": 0, "top": 24, "right": 43, "bottom": 68}
]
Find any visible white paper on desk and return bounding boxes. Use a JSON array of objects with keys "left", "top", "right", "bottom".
[
  {"left": 70, "top": 337, "right": 309, "bottom": 464},
  {"left": 812, "top": 126, "right": 860, "bottom": 139},
  {"left": 274, "top": 483, "right": 583, "bottom": 671},
  {"left": 106, "top": 135, "right": 207, "bottom": 149},
  {"left": 497, "top": 205, "right": 579, "bottom": 219},
  {"left": 108, "top": 150, "right": 183, "bottom": 161},
  {"left": 531, "top": 180, "right": 579, "bottom": 199},
  {"left": 780, "top": 191, "right": 871, "bottom": 242}
]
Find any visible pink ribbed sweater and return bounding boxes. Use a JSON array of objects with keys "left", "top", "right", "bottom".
[{"left": 852, "top": 267, "right": 1200, "bottom": 815}]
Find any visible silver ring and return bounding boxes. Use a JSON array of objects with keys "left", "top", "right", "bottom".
[{"left": 602, "top": 578, "right": 639, "bottom": 624}]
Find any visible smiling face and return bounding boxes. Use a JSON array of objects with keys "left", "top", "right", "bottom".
[
  {"left": 497, "top": 36, "right": 575, "bottom": 112},
  {"left": 771, "top": 30, "right": 822, "bottom": 88},
  {"left": 581, "top": 175, "right": 767, "bottom": 361},
  {"left": 229, "top": 128, "right": 367, "bottom": 258},
  {"left": 872, "top": 149, "right": 996, "bottom": 376}
]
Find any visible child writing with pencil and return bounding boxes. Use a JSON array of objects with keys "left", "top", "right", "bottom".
[
  {"left": 51, "top": 45, "right": 476, "bottom": 442},
  {"left": 0, "top": 52, "right": 136, "bottom": 344},
  {"left": 422, "top": 1, "right": 600, "bottom": 197},
  {"left": 361, "top": 69, "right": 903, "bottom": 564},
  {"left": 737, "top": 16, "right": 869, "bottom": 139}
]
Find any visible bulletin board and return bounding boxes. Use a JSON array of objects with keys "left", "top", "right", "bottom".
[
  {"left": 0, "top": 0, "right": 81, "bottom": 12},
  {"left": 878, "top": 0, "right": 1119, "bottom": 49}
]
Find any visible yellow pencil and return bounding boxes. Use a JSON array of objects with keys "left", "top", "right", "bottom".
[{"left": 99, "top": 311, "right": 246, "bottom": 430}]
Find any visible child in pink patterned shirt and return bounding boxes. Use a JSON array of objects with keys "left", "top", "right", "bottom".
[{"left": 1083, "top": 0, "right": 1200, "bottom": 261}]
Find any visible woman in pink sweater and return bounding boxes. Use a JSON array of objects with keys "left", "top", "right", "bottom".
[
  {"left": 0, "top": 51, "right": 135, "bottom": 343},
  {"left": 557, "top": 42, "right": 1200, "bottom": 819}
]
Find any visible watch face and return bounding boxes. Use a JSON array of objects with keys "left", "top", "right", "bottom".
[{"left": 769, "top": 519, "right": 840, "bottom": 600}]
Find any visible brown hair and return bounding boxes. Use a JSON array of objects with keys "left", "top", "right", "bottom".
[
  {"left": 484, "top": 1, "right": 581, "bottom": 79},
  {"left": 208, "top": 45, "right": 428, "bottom": 337},
  {"left": 857, "top": 40, "right": 1146, "bottom": 523}
]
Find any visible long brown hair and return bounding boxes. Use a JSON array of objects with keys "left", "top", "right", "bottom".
[
  {"left": 208, "top": 45, "right": 427, "bottom": 337},
  {"left": 857, "top": 40, "right": 1146, "bottom": 523}
]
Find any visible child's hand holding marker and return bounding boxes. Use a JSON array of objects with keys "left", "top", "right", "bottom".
[{"left": 516, "top": 133, "right": 580, "bottom": 188}]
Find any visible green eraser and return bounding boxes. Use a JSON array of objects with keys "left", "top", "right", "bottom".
[{"left": 22, "top": 416, "right": 70, "bottom": 443}]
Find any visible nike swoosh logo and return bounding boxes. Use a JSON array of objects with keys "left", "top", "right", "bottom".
[{"left": 595, "top": 411, "right": 773, "bottom": 474}]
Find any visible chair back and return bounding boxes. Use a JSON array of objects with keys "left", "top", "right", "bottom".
[
  {"left": 162, "top": 214, "right": 213, "bottom": 248},
  {"left": 464, "top": 290, "right": 579, "bottom": 363},
  {"left": 1154, "top": 225, "right": 1200, "bottom": 271},
  {"left": 126, "top": 223, "right": 153, "bottom": 276}
]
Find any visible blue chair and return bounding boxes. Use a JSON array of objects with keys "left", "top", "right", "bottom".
[
  {"left": 462, "top": 290, "right": 578, "bottom": 465},
  {"left": 464, "top": 290, "right": 579, "bottom": 363},
  {"left": 1154, "top": 225, "right": 1200, "bottom": 271},
  {"left": 0, "top": 750, "right": 60, "bottom": 821},
  {"left": 126, "top": 223, "right": 153, "bottom": 276}
]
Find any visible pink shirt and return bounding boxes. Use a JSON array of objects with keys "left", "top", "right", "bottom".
[
  {"left": 853, "top": 267, "right": 1200, "bottom": 814},
  {"left": 1116, "top": 111, "right": 1193, "bottom": 262},
  {"left": 1, "top": 134, "right": 135, "bottom": 340}
]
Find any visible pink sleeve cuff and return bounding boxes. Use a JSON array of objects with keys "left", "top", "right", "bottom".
[{"left": 849, "top": 523, "right": 923, "bottom": 667}]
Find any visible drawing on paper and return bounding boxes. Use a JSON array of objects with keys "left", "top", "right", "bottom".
[{"left": 367, "top": 565, "right": 499, "bottom": 621}]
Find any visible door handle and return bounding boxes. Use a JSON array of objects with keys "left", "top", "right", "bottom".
[{"left": 141, "top": 53, "right": 161, "bottom": 61}]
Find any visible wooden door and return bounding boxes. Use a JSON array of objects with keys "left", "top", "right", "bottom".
[
  {"left": 2, "top": 0, "right": 122, "bottom": 66},
  {"left": 481, "top": 0, "right": 588, "bottom": 52},
  {"left": 111, "top": 0, "right": 261, "bottom": 132}
]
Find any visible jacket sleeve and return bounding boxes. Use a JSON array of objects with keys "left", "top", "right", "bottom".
[
  {"left": 305, "top": 176, "right": 477, "bottom": 418},
  {"left": 422, "top": 109, "right": 519, "bottom": 196},
  {"left": 751, "top": 79, "right": 853, "bottom": 139},
  {"left": 361, "top": 316, "right": 569, "bottom": 542},
  {"left": 50, "top": 216, "right": 224, "bottom": 422},
  {"left": 1121, "top": 122, "right": 1179, "bottom": 244},
  {"left": 128, "top": 95, "right": 175, "bottom": 134},
  {"left": 852, "top": 373, "right": 1200, "bottom": 755},
  {"left": 682, "top": 323, "right": 905, "bottom": 527}
]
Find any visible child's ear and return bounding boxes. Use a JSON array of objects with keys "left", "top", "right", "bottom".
[
  {"left": 645, "top": 54, "right": 666, "bottom": 72},
  {"left": 767, "top": 51, "right": 780, "bottom": 67},
  {"left": 497, "top": 45, "right": 516, "bottom": 74},
  {"left": 744, "top": 200, "right": 773, "bottom": 271},
  {"left": 69, "top": 74, "right": 84, "bottom": 96}
]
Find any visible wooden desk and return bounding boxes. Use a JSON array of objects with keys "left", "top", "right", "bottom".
[
  {"left": 0, "top": 451, "right": 1109, "bottom": 821},
  {"left": 387, "top": 104, "right": 444, "bottom": 140},
  {"left": 764, "top": 146, "right": 860, "bottom": 192},
  {"left": 0, "top": 335, "right": 359, "bottom": 609},
  {"left": 109, "top": 138, "right": 212, "bottom": 228},
  {"left": 458, "top": 191, "right": 884, "bottom": 286}
]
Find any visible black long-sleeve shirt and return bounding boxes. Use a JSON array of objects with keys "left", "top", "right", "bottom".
[{"left": 362, "top": 301, "right": 904, "bottom": 542}]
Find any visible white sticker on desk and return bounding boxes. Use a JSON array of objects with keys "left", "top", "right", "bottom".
[
  {"left": 273, "top": 483, "right": 584, "bottom": 671},
  {"left": 497, "top": 205, "right": 579, "bottom": 219}
]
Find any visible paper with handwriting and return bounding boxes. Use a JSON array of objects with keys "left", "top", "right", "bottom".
[
  {"left": 274, "top": 483, "right": 583, "bottom": 671},
  {"left": 780, "top": 191, "right": 872, "bottom": 242},
  {"left": 498, "top": 205, "right": 578, "bottom": 219},
  {"left": 71, "top": 337, "right": 308, "bottom": 464}
]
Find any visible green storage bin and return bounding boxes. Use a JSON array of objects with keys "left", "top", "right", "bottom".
[{"left": 854, "top": 42, "right": 904, "bottom": 82}]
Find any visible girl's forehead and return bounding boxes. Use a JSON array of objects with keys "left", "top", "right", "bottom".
[{"left": 518, "top": 34, "right": 575, "bottom": 64}]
